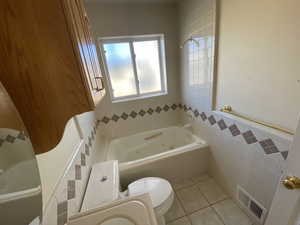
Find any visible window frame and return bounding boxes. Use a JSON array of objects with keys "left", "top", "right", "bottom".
[{"left": 98, "top": 34, "right": 168, "bottom": 103}]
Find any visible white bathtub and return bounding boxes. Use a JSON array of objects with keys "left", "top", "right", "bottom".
[{"left": 107, "top": 126, "right": 210, "bottom": 187}]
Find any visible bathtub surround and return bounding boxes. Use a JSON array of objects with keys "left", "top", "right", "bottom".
[
  {"left": 106, "top": 126, "right": 210, "bottom": 189},
  {"left": 182, "top": 105, "right": 289, "bottom": 160},
  {"left": 99, "top": 103, "right": 182, "bottom": 124},
  {"left": 95, "top": 102, "right": 182, "bottom": 138},
  {"left": 85, "top": 2, "right": 181, "bottom": 137},
  {"left": 181, "top": 107, "right": 291, "bottom": 222},
  {"left": 98, "top": 103, "right": 183, "bottom": 138},
  {"left": 178, "top": 0, "right": 293, "bottom": 222}
]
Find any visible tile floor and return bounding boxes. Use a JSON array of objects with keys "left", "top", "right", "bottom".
[{"left": 166, "top": 174, "right": 254, "bottom": 225}]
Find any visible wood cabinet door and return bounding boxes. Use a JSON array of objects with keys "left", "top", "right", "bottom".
[{"left": 63, "top": 0, "right": 104, "bottom": 105}]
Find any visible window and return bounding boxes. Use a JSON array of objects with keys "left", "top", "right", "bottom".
[{"left": 99, "top": 34, "right": 167, "bottom": 102}]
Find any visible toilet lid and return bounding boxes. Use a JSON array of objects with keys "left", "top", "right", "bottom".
[{"left": 128, "top": 177, "right": 173, "bottom": 208}]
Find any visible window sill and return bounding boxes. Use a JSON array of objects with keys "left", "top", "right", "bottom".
[{"left": 112, "top": 92, "right": 168, "bottom": 103}]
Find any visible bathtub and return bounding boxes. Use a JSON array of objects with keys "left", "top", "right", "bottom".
[{"left": 107, "top": 126, "right": 210, "bottom": 187}]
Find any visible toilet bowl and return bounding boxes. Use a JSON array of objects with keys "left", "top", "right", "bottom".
[
  {"left": 126, "top": 177, "right": 174, "bottom": 225},
  {"left": 81, "top": 161, "right": 174, "bottom": 225}
]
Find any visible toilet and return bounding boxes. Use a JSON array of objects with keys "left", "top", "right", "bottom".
[
  {"left": 126, "top": 177, "right": 174, "bottom": 225},
  {"left": 81, "top": 161, "right": 174, "bottom": 225}
]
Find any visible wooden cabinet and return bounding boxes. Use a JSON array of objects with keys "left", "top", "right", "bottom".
[
  {"left": 0, "top": 0, "right": 105, "bottom": 154},
  {"left": 64, "top": 0, "right": 105, "bottom": 104}
]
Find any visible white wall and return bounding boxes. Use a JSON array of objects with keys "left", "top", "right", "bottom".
[
  {"left": 36, "top": 118, "right": 82, "bottom": 205},
  {"left": 216, "top": 0, "right": 300, "bottom": 131},
  {"left": 85, "top": 2, "right": 182, "bottom": 138}
]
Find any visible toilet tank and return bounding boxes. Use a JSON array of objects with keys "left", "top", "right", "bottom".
[{"left": 81, "top": 160, "right": 119, "bottom": 212}]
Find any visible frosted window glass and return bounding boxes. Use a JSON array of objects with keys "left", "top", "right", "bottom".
[
  {"left": 104, "top": 42, "right": 137, "bottom": 97},
  {"left": 133, "top": 40, "right": 162, "bottom": 94}
]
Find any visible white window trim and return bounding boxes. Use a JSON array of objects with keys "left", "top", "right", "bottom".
[{"left": 98, "top": 34, "right": 168, "bottom": 103}]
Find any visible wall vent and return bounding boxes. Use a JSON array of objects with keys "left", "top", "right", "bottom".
[{"left": 237, "top": 186, "right": 267, "bottom": 224}]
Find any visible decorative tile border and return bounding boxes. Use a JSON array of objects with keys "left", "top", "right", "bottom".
[
  {"left": 181, "top": 104, "right": 289, "bottom": 160},
  {"left": 49, "top": 119, "right": 100, "bottom": 225},
  {"left": 99, "top": 103, "right": 182, "bottom": 124},
  {"left": 0, "top": 131, "right": 27, "bottom": 147},
  {"left": 97, "top": 101, "right": 289, "bottom": 160}
]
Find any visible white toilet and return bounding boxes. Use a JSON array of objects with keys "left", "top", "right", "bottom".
[
  {"left": 81, "top": 161, "right": 174, "bottom": 225},
  {"left": 126, "top": 177, "right": 174, "bottom": 225}
]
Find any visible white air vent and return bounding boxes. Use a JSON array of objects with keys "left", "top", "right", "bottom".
[{"left": 237, "top": 186, "right": 267, "bottom": 224}]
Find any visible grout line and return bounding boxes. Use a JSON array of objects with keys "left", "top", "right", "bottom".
[
  {"left": 169, "top": 175, "right": 227, "bottom": 225},
  {"left": 166, "top": 214, "right": 188, "bottom": 224},
  {"left": 172, "top": 176, "right": 211, "bottom": 192},
  {"left": 175, "top": 183, "right": 210, "bottom": 225},
  {"left": 211, "top": 205, "right": 227, "bottom": 225},
  {"left": 175, "top": 177, "right": 230, "bottom": 225}
]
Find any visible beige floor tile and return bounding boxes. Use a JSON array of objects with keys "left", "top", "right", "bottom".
[
  {"left": 191, "top": 174, "right": 210, "bottom": 184},
  {"left": 196, "top": 179, "right": 227, "bottom": 204},
  {"left": 167, "top": 216, "right": 191, "bottom": 225},
  {"left": 213, "top": 199, "right": 252, "bottom": 225},
  {"left": 172, "top": 178, "right": 195, "bottom": 190},
  {"left": 165, "top": 196, "right": 186, "bottom": 223},
  {"left": 177, "top": 185, "right": 209, "bottom": 214},
  {"left": 189, "top": 207, "right": 224, "bottom": 225}
]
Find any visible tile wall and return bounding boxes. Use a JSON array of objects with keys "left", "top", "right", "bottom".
[
  {"left": 86, "top": 2, "right": 182, "bottom": 138},
  {"left": 98, "top": 102, "right": 183, "bottom": 138},
  {"left": 40, "top": 112, "right": 108, "bottom": 225},
  {"left": 179, "top": 0, "right": 293, "bottom": 219}
]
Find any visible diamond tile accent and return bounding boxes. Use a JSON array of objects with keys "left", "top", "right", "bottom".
[
  {"left": 208, "top": 115, "right": 216, "bottom": 125},
  {"left": 147, "top": 108, "right": 154, "bottom": 115},
  {"left": 217, "top": 119, "right": 227, "bottom": 130},
  {"left": 281, "top": 151, "right": 288, "bottom": 160},
  {"left": 180, "top": 105, "right": 287, "bottom": 160},
  {"left": 259, "top": 139, "right": 279, "bottom": 154},
  {"left": 200, "top": 112, "right": 207, "bottom": 121},
  {"left": 194, "top": 109, "right": 200, "bottom": 117},
  {"left": 88, "top": 137, "right": 92, "bottom": 147},
  {"left": 57, "top": 201, "right": 68, "bottom": 215},
  {"left": 96, "top": 119, "right": 100, "bottom": 127},
  {"left": 17, "top": 132, "right": 26, "bottom": 140},
  {"left": 111, "top": 114, "right": 120, "bottom": 122},
  {"left": 163, "top": 104, "right": 170, "bottom": 112},
  {"left": 81, "top": 153, "right": 86, "bottom": 166},
  {"left": 6, "top": 135, "right": 16, "bottom": 143},
  {"left": 85, "top": 144, "right": 90, "bottom": 156},
  {"left": 183, "top": 105, "right": 188, "bottom": 112},
  {"left": 75, "top": 165, "right": 81, "bottom": 180},
  {"left": 171, "top": 104, "right": 177, "bottom": 110},
  {"left": 130, "top": 111, "right": 138, "bottom": 118},
  {"left": 121, "top": 112, "right": 128, "bottom": 120},
  {"left": 139, "top": 109, "right": 146, "bottom": 116},
  {"left": 178, "top": 103, "right": 183, "bottom": 109},
  {"left": 229, "top": 124, "right": 241, "bottom": 136},
  {"left": 0, "top": 139, "right": 4, "bottom": 147},
  {"left": 101, "top": 116, "right": 110, "bottom": 124},
  {"left": 242, "top": 130, "right": 258, "bottom": 144},
  {"left": 91, "top": 131, "right": 95, "bottom": 140},
  {"left": 155, "top": 106, "right": 162, "bottom": 113},
  {"left": 57, "top": 212, "right": 68, "bottom": 225},
  {"left": 67, "top": 180, "right": 75, "bottom": 200}
]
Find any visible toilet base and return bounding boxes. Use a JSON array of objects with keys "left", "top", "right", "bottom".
[{"left": 156, "top": 215, "right": 166, "bottom": 225}]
